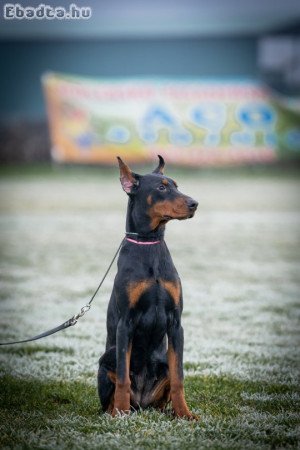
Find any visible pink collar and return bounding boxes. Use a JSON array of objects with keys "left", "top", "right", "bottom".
[{"left": 126, "top": 237, "right": 161, "bottom": 245}]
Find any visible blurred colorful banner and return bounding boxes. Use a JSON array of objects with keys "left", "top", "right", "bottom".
[{"left": 42, "top": 73, "right": 300, "bottom": 166}]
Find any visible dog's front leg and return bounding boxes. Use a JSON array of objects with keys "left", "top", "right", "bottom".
[
  {"left": 167, "top": 318, "right": 196, "bottom": 420},
  {"left": 112, "top": 317, "right": 132, "bottom": 416}
]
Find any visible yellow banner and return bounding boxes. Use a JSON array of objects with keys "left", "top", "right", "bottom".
[{"left": 42, "top": 73, "right": 300, "bottom": 165}]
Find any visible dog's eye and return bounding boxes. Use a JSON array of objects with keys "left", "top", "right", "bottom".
[{"left": 158, "top": 185, "right": 166, "bottom": 191}]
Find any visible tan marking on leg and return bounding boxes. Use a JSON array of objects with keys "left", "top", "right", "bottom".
[
  {"left": 112, "top": 343, "right": 132, "bottom": 416},
  {"left": 161, "top": 279, "right": 181, "bottom": 305},
  {"left": 150, "top": 377, "right": 171, "bottom": 410},
  {"left": 127, "top": 280, "right": 153, "bottom": 307},
  {"left": 107, "top": 371, "right": 116, "bottom": 384},
  {"left": 168, "top": 346, "right": 198, "bottom": 420}
]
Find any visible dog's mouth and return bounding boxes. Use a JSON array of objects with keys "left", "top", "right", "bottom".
[
  {"left": 151, "top": 198, "right": 198, "bottom": 229},
  {"left": 163, "top": 210, "right": 195, "bottom": 221}
]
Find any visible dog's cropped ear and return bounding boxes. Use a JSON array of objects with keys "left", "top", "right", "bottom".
[
  {"left": 117, "top": 156, "right": 139, "bottom": 194},
  {"left": 152, "top": 154, "right": 165, "bottom": 175}
]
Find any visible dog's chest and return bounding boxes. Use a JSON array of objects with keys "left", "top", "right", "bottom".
[
  {"left": 133, "top": 283, "right": 170, "bottom": 345},
  {"left": 132, "top": 278, "right": 179, "bottom": 312}
]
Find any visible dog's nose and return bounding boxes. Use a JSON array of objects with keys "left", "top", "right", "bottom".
[{"left": 187, "top": 199, "right": 198, "bottom": 210}]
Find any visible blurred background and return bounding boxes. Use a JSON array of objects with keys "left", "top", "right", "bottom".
[
  {"left": 1, "top": 3, "right": 300, "bottom": 447},
  {"left": 0, "top": 0, "right": 299, "bottom": 165}
]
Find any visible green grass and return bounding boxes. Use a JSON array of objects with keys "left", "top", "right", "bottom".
[
  {"left": 1, "top": 374, "right": 299, "bottom": 450},
  {"left": 0, "top": 345, "right": 75, "bottom": 357},
  {"left": 0, "top": 161, "right": 300, "bottom": 181},
  {"left": 1, "top": 164, "right": 299, "bottom": 449}
]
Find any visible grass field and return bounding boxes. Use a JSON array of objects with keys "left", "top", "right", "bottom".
[{"left": 0, "top": 164, "right": 299, "bottom": 449}]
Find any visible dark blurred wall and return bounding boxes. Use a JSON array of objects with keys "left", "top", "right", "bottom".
[
  {"left": 0, "top": 37, "right": 257, "bottom": 119},
  {"left": 0, "top": 36, "right": 259, "bottom": 162}
]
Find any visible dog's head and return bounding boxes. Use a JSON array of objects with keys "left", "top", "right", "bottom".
[{"left": 117, "top": 155, "right": 198, "bottom": 232}]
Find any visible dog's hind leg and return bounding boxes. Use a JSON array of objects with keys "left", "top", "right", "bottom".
[
  {"left": 150, "top": 377, "right": 171, "bottom": 410},
  {"left": 98, "top": 347, "right": 116, "bottom": 413}
]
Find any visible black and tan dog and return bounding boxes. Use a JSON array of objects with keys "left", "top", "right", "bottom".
[{"left": 98, "top": 155, "right": 198, "bottom": 419}]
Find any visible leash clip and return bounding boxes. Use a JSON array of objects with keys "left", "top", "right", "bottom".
[
  {"left": 69, "top": 304, "right": 91, "bottom": 326},
  {"left": 0, "top": 238, "right": 124, "bottom": 345}
]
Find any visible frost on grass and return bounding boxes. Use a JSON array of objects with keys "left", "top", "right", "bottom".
[
  {"left": 0, "top": 175, "right": 300, "bottom": 387},
  {"left": 0, "top": 171, "right": 300, "bottom": 449}
]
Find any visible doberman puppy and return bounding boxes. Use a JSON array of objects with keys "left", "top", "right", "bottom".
[{"left": 98, "top": 155, "right": 198, "bottom": 419}]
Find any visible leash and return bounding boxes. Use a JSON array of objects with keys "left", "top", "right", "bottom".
[{"left": 0, "top": 239, "right": 125, "bottom": 346}]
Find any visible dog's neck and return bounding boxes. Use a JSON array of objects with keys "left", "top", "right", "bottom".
[{"left": 125, "top": 197, "right": 165, "bottom": 241}]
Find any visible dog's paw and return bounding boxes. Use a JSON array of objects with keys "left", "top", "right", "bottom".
[
  {"left": 112, "top": 407, "right": 131, "bottom": 417},
  {"left": 187, "top": 412, "right": 200, "bottom": 421},
  {"left": 173, "top": 409, "right": 200, "bottom": 421}
]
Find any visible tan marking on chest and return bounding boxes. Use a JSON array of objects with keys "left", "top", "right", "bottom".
[
  {"left": 127, "top": 280, "right": 154, "bottom": 307},
  {"left": 160, "top": 279, "right": 181, "bottom": 305}
]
